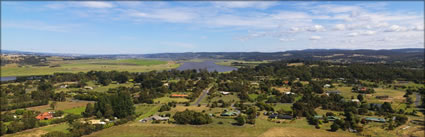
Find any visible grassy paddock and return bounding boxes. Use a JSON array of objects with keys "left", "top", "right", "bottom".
[{"left": 1, "top": 59, "right": 179, "bottom": 77}]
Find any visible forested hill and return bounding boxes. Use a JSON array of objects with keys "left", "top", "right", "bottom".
[
  {"left": 143, "top": 48, "right": 424, "bottom": 66},
  {"left": 3, "top": 48, "right": 424, "bottom": 67}
]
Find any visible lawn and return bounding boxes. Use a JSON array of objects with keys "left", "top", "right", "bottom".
[
  {"left": 25, "top": 101, "right": 93, "bottom": 113},
  {"left": 63, "top": 106, "right": 86, "bottom": 115},
  {"left": 153, "top": 97, "right": 190, "bottom": 104},
  {"left": 1, "top": 59, "right": 180, "bottom": 77},
  {"left": 135, "top": 104, "right": 161, "bottom": 120},
  {"left": 4, "top": 123, "right": 69, "bottom": 137}
]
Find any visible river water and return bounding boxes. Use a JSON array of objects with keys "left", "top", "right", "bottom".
[{"left": 176, "top": 60, "right": 237, "bottom": 72}]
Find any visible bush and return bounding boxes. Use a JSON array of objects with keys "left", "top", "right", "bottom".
[
  {"left": 41, "top": 131, "right": 69, "bottom": 137},
  {"left": 173, "top": 110, "right": 212, "bottom": 125},
  {"left": 235, "top": 115, "right": 246, "bottom": 126}
]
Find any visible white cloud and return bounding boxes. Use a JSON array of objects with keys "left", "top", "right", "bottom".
[
  {"left": 213, "top": 1, "right": 277, "bottom": 9},
  {"left": 362, "top": 30, "right": 377, "bottom": 35},
  {"left": 385, "top": 25, "right": 407, "bottom": 32},
  {"left": 310, "top": 36, "right": 321, "bottom": 40},
  {"left": 347, "top": 32, "right": 359, "bottom": 37},
  {"left": 127, "top": 9, "right": 197, "bottom": 23},
  {"left": 307, "top": 25, "right": 325, "bottom": 32},
  {"left": 334, "top": 24, "right": 346, "bottom": 30},
  {"left": 77, "top": 2, "right": 114, "bottom": 8}
]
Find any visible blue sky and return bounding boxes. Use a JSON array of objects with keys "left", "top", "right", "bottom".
[{"left": 2, "top": 1, "right": 424, "bottom": 54}]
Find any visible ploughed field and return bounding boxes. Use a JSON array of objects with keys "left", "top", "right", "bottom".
[{"left": 1, "top": 59, "right": 179, "bottom": 77}]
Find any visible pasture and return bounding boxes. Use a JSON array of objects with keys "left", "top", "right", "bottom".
[{"left": 1, "top": 59, "right": 179, "bottom": 77}]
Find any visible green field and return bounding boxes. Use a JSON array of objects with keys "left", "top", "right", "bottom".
[{"left": 1, "top": 59, "right": 179, "bottom": 77}]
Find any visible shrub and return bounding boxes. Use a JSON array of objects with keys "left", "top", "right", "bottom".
[{"left": 173, "top": 110, "right": 212, "bottom": 125}]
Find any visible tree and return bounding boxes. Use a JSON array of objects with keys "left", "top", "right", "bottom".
[
  {"left": 173, "top": 110, "right": 212, "bottom": 125},
  {"left": 235, "top": 114, "right": 246, "bottom": 126},
  {"left": 330, "top": 122, "right": 340, "bottom": 132},
  {"left": 83, "top": 103, "right": 95, "bottom": 117},
  {"left": 50, "top": 101, "right": 57, "bottom": 110},
  {"left": 104, "top": 104, "right": 114, "bottom": 119},
  {"left": 357, "top": 94, "right": 364, "bottom": 102}
]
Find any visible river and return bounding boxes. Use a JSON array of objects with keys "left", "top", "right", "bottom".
[{"left": 176, "top": 60, "right": 237, "bottom": 72}]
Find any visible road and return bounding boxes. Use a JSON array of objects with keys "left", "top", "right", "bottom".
[
  {"left": 414, "top": 92, "right": 424, "bottom": 111},
  {"left": 193, "top": 88, "right": 210, "bottom": 106}
]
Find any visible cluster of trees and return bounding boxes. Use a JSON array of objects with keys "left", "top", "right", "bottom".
[
  {"left": 159, "top": 102, "right": 177, "bottom": 112},
  {"left": 173, "top": 110, "right": 212, "bottom": 125},
  {"left": 83, "top": 90, "right": 135, "bottom": 119}
]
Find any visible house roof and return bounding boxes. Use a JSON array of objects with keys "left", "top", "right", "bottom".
[
  {"left": 364, "top": 117, "right": 386, "bottom": 122},
  {"left": 36, "top": 112, "right": 53, "bottom": 120}
]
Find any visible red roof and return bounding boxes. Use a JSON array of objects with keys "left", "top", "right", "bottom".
[
  {"left": 36, "top": 112, "right": 53, "bottom": 120},
  {"left": 171, "top": 94, "right": 188, "bottom": 97}
]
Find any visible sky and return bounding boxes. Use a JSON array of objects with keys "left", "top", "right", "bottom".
[{"left": 2, "top": 1, "right": 424, "bottom": 54}]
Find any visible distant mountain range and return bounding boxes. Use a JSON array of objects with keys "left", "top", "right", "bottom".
[{"left": 3, "top": 48, "right": 424, "bottom": 66}]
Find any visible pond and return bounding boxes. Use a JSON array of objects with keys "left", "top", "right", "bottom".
[{"left": 176, "top": 60, "right": 237, "bottom": 72}]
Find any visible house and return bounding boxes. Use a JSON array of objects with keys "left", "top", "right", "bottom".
[
  {"left": 220, "top": 91, "right": 230, "bottom": 95},
  {"left": 36, "top": 112, "right": 53, "bottom": 120},
  {"left": 376, "top": 95, "right": 389, "bottom": 99},
  {"left": 360, "top": 87, "right": 367, "bottom": 92},
  {"left": 277, "top": 114, "right": 293, "bottom": 119},
  {"left": 364, "top": 117, "right": 386, "bottom": 123},
  {"left": 60, "top": 85, "right": 68, "bottom": 88},
  {"left": 351, "top": 99, "right": 360, "bottom": 102},
  {"left": 326, "top": 90, "right": 341, "bottom": 96},
  {"left": 163, "top": 83, "right": 169, "bottom": 87},
  {"left": 84, "top": 86, "right": 93, "bottom": 90},
  {"left": 323, "top": 84, "right": 331, "bottom": 88},
  {"left": 140, "top": 115, "right": 169, "bottom": 123},
  {"left": 314, "top": 115, "right": 340, "bottom": 121},
  {"left": 283, "top": 81, "right": 289, "bottom": 85},
  {"left": 369, "top": 103, "right": 383, "bottom": 109},
  {"left": 170, "top": 94, "right": 189, "bottom": 98},
  {"left": 268, "top": 113, "right": 278, "bottom": 119},
  {"left": 221, "top": 111, "right": 239, "bottom": 116},
  {"left": 284, "top": 92, "right": 295, "bottom": 95},
  {"left": 89, "top": 119, "right": 106, "bottom": 125}
]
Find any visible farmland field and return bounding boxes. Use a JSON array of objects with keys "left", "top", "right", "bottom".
[{"left": 1, "top": 59, "right": 179, "bottom": 77}]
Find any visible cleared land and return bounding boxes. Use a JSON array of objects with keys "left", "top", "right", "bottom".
[
  {"left": 1, "top": 59, "right": 179, "bottom": 77},
  {"left": 25, "top": 100, "right": 92, "bottom": 113}
]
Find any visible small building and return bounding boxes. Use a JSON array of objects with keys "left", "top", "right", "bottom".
[
  {"left": 60, "top": 85, "right": 68, "bottom": 88},
  {"left": 323, "top": 84, "right": 331, "bottom": 88},
  {"left": 364, "top": 117, "right": 386, "bottom": 123},
  {"left": 283, "top": 81, "right": 289, "bottom": 85},
  {"left": 268, "top": 113, "right": 278, "bottom": 119},
  {"left": 220, "top": 91, "right": 230, "bottom": 95},
  {"left": 170, "top": 94, "right": 189, "bottom": 98},
  {"left": 376, "top": 95, "right": 389, "bottom": 99},
  {"left": 140, "top": 115, "right": 169, "bottom": 123},
  {"left": 221, "top": 111, "right": 239, "bottom": 116},
  {"left": 351, "top": 99, "right": 360, "bottom": 102},
  {"left": 89, "top": 119, "right": 106, "bottom": 125},
  {"left": 84, "top": 86, "right": 93, "bottom": 90},
  {"left": 326, "top": 90, "right": 341, "bottom": 96},
  {"left": 284, "top": 92, "right": 295, "bottom": 95},
  {"left": 277, "top": 114, "right": 293, "bottom": 119},
  {"left": 36, "top": 112, "right": 53, "bottom": 120},
  {"left": 163, "top": 83, "right": 169, "bottom": 87},
  {"left": 314, "top": 115, "right": 340, "bottom": 121}
]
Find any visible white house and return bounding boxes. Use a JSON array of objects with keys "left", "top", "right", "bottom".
[{"left": 220, "top": 91, "right": 230, "bottom": 95}]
